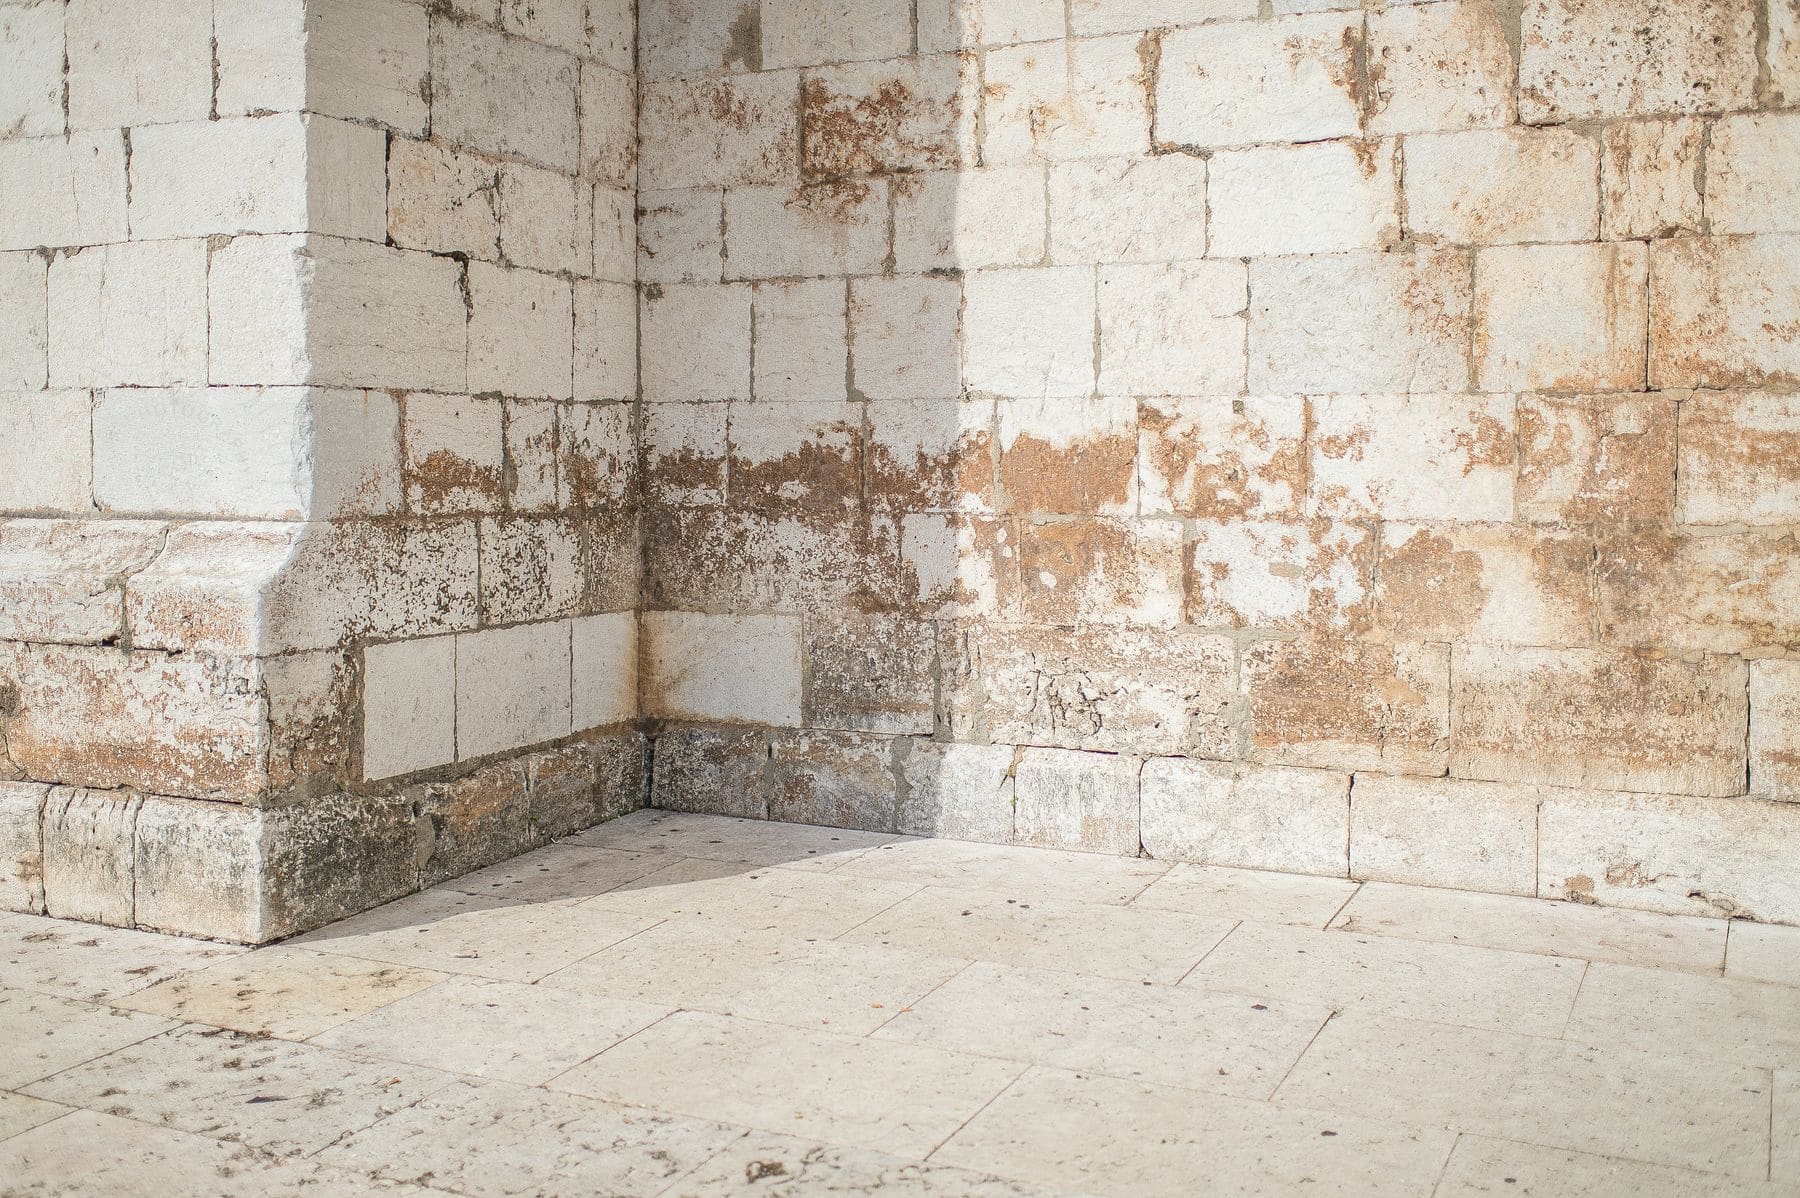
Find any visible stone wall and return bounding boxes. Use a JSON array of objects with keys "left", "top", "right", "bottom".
[
  {"left": 0, "top": 0, "right": 642, "bottom": 941},
  {"left": 637, "top": 0, "right": 1800, "bottom": 925}
]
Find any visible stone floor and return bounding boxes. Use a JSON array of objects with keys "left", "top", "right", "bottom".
[{"left": 3, "top": 810, "right": 1799, "bottom": 1196}]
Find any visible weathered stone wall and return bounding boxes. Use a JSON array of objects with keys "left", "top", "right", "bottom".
[
  {"left": 0, "top": 0, "right": 641, "bottom": 941},
  {"left": 637, "top": 0, "right": 1800, "bottom": 924}
]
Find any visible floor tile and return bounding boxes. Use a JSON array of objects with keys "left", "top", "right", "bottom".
[
  {"left": 582, "top": 856, "right": 922, "bottom": 938},
  {"left": 0, "top": 1090, "right": 68, "bottom": 1142},
  {"left": 1276, "top": 1012, "right": 1771, "bottom": 1178},
  {"left": 1726, "top": 921, "right": 1800, "bottom": 987},
  {"left": 933, "top": 1066, "right": 1455, "bottom": 1197},
  {"left": 839, "top": 886, "right": 1236, "bottom": 984},
  {"left": 1777, "top": 1071, "right": 1799, "bottom": 1183},
  {"left": 1436, "top": 1134, "right": 1786, "bottom": 1196},
  {"left": 661, "top": 1131, "right": 1083, "bottom": 1197},
  {"left": 318, "top": 1077, "right": 744, "bottom": 1198},
  {"left": 1566, "top": 962, "right": 1800, "bottom": 1071},
  {"left": 835, "top": 837, "right": 1170, "bottom": 906},
  {"left": 566, "top": 809, "right": 896, "bottom": 870},
  {"left": 437, "top": 843, "right": 670, "bottom": 902},
  {"left": 0, "top": 1108, "right": 453, "bottom": 1197},
  {"left": 23, "top": 1026, "right": 455, "bottom": 1157},
  {"left": 722, "top": 940, "right": 971, "bottom": 1036},
  {"left": 296, "top": 888, "right": 663, "bottom": 982},
  {"left": 876, "top": 959, "right": 1331, "bottom": 1100},
  {"left": 1131, "top": 863, "right": 1359, "bottom": 928},
  {"left": 1330, "top": 882, "right": 1728, "bottom": 973},
  {"left": 0, "top": 910, "right": 244, "bottom": 1003},
  {"left": 310, "top": 975, "right": 670, "bottom": 1084},
  {"left": 113, "top": 948, "right": 445, "bottom": 1040},
  {"left": 1183, "top": 922, "right": 1584, "bottom": 1036},
  {"left": 0, "top": 989, "right": 173, "bottom": 1089},
  {"left": 550, "top": 1009, "right": 1025, "bottom": 1159},
  {"left": 539, "top": 920, "right": 818, "bottom": 1009}
]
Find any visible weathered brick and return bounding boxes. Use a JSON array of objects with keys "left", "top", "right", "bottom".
[
  {"left": 918, "top": 0, "right": 1063, "bottom": 50},
  {"left": 308, "top": 0, "right": 430, "bottom": 131},
  {"left": 638, "top": 0, "right": 763, "bottom": 77},
  {"left": 1141, "top": 758, "right": 1350, "bottom": 877},
  {"left": 1772, "top": 0, "right": 1800, "bottom": 106},
  {"left": 1350, "top": 775, "right": 1538, "bottom": 896},
  {"left": 1597, "top": 529, "right": 1800, "bottom": 656},
  {"left": 1517, "top": 393, "right": 1677, "bottom": 525},
  {"left": 647, "top": 507, "right": 902, "bottom": 614},
  {"left": 1098, "top": 261, "right": 1246, "bottom": 396},
  {"left": 1013, "top": 747, "right": 1140, "bottom": 855},
  {"left": 560, "top": 401, "right": 636, "bottom": 510},
  {"left": 1188, "top": 519, "right": 1373, "bottom": 635},
  {"left": 1375, "top": 523, "right": 1592, "bottom": 647},
  {"left": 984, "top": 35, "right": 1148, "bottom": 163},
  {"left": 1404, "top": 127, "right": 1598, "bottom": 245},
  {"left": 1678, "top": 392, "right": 1800, "bottom": 526},
  {"left": 1243, "top": 639, "right": 1450, "bottom": 775},
  {"left": 1310, "top": 393, "right": 1514, "bottom": 522},
  {"left": 132, "top": 797, "right": 276, "bottom": 942},
  {"left": 502, "top": 0, "right": 586, "bottom": 56},
  {"left": 575, "top": 280, "right": 638, "bottom": 403},
  {"left": 1071, "top": 0, "right": 1256, "bottom": 36},
  {"left": 1157, "top": 13, "right": 1361, "bottom": 150},
  {"left": 1139, "top": 397, "right": 1306, "bottom": 521},
  {"left": 1210, "top": 140, "right": 1399, "bottom": 258},
  {"left": 1600, "top": 118, "right": 1704, "bottom": 240},
  {"left": 768, "top": 730, "right": 897, "bottom": 833},
  {"left": 1518, "top": 0, "right": 1756, "bottom": 122},
  {"left": 1650, "top": 236, "right": 1800, "bottom": 390}
]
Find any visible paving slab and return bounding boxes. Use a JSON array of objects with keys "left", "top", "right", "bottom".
[
  {"left": 0, "top": 988, "right": 173, "bottom": 1089},
  {"left": 1131, "top": 863, "right": 1359, "bottom": 927}
]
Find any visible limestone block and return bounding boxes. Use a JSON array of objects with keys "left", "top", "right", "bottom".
[
  {"left": 650, "top": 725, "right": 768, "bottom": 818},
  {"left": 1211, "top": 141, "right": 1399, "bottom": 258},
  {"left": 1679, "top": 392, "right": 1800, "bottom": 526},
  {"left": 0, "top": 519, "right": 165, "bottom": 645},
  {"left": 132, "top": 797, "right": 274, "bottom": 942},
  {"left": 1071, "top": 0, "right": 1256, "bottom": 36},
  {"left": 1013, "top": 747, "right": 1139, "bottom": 855},
  {"left": 725, "top": 181, "right": 887, "bottom": 279},
  {"left": 49, "top": 240, "right": 208, "bottom": 389},
  {"left": 728, "top": 399, "right": 861, "bottom": 511},
  {"left": 527, "top": 731, "right": 647, "bottom": 836},
  {"left": 900, "top": 514, "right": 1020, "bottom": 617},
  {"left": 1539, "top": 788, "right": 1800, "bottom": 923},
  {"left": 0, "top": 251, "right": 46, "bottom": 390},
  {"left": 1140, "top": 758, "right": 1350, "bottom": 878},
  {"left": 468, "top": 263, "right": 575, "bottom": 400},
  {"left": 432, "top": 20, "right": 578, "bottom": 172},
  {"left": 1139, "top": 396, "right": 1305, "bottom": 521},
  {"left": 1249, "top": 249, "right": 1471, "bottom": 394},
  {"left": 1242, "top": 640, "right": 1450, "bottom": 775},
  {"left": 404, "top": 393, "right": 505, "bottom": 515},
  {"left": 457, "top": 621, "right": 575, "bottom": 760},
  {"left": 1450, "top": 644, "right": 1748, "bottom": 797},
  {"left": 638, "top": 0, "right": 762, "bottom": 77},
  {"left": 1517, "top": 393, "right": 1677, "bottom": 525},
  {"left": 574, "top": 280, "right": 637, "bottom": 403},
  {"left": 0, "top": 781, "right": 45, "bottom": 914},
  {"left": 1017, "top": 518, "right": 1185, "bottom": 628},
  {"left": 1094, "top": 260, "right": 1252, "bottom": 392},
  {"left": 264, "top": 648, "right": 352, "bottom": 797},
  {"left": 585, "top": 0, "right": 635, "bottom": 72},
  {"left": 502, "top": 0, "right": 586, "bottom": 54},
  {"left": 639, "top": 71, "right": 799, "bottom": 191},
  {"left": 0, "top": 391, "right": 91, "bottom": 513},
  {"left": 213, "top": 0, "right": 307, "bottom": 117},
  {"left": 1188, "top": 519, "right": 1373, "bottom": 635},
  {"left": 65, "top": 0, "right": 211, "bottom": 129},
  {"left": 983, "top": 35, "right": 1148, "bottom": 164},
  {"left": 801, "top": 55, "right": 975, "bottom": 180},
  {"left": 1349, "top": 775, "right": 1538, "bottom": 896},
  {"left": 387, "top": 138, "right": 502, "bottom": 260},
  {"left": 0, "top": 2, "right": 63, "bottom": 140},
  {"left": 892, "top": 166, "right": 1048, "bottom": 272},
  {"left": 0, "top": 133, "right": 127, "bottom": 251},
  {"left": 311, "top": 0, "right": 430, "bottom": 130},
  {"left": 918, "top": 0, "right": 1063, "bottom": 50},
  {"left": 637, "top": 187, "right": 724, "bottom": 283},
  {"left": 579, "top": 63, "right": 636, "bottom": 187},
  {"left": 897, "top": 740, "right": 1016, "bottom": 843},
  {"left": 804, "top": 613, "right": 936, "bottom": 736},
  {"left": 1650, "top": 236, "right": 1800, "bottom": 390},
  {"left": 1772, "top": 0, "right": 1800, "bottom": 106},
  {"left": 501, "top": 400, "right": 557, "bottom": 514},
  {"left": 499, "top": 162, "right": 588, "bottom": 276},
  {"left": 1404, "top": 127, "right": 1598, "bottom": 245},
  {"left": 646, "top": 506, "right": 901, "bottom": 613},
  {"left": 762, "top": 0, "right": 910, "bottom": 69},
  {"left": 1374, "top": 522, "right": 1593, "bottom": 646},
  {"left": 850, "top": 276, "right": 962, "bottom": 402},
  {"left": 998, "top": 395, "right": 1137, "bottom": 516},
  {"left": 572, "top": 612, "right": 636, "bottom": 731},
  {"left": 641, "top": 611, "right": 803, "bottom": 727},
  {"left": 363, "top": 634, "right": 457, "bottom": 781},
  {"left": 1519, "top": 0, "right": 1756, "bottom": 122},
  {"left": 866, "top": 398, "right": 995, "bottom": 513},
  {"left": 752, "top": 279, "right": 847, "bottom": 403},
  {"left": 1365, "top": 0, "right": 1516, "bottom": 135},
  {"left": 40, "top": 787, "right": 138, "bottom": 927},
  {"left": 1596, "top": 529, "right": 1800, "bottom": 656},
  {"left": 419, "top": 759, "right": 536, "bottom": 885},
  {"left": 642, "top": 283, "right": 751, "bottom": 402},
  {"left": 259, "top": 520, "right": 481, "bottom": 652},
  {"left": 121, "top": 522, "right": 300, "bottom": 656},
  {"left": 1708, "top": 114, "right": 1800, "bottom": 236},
  {"left": 92, "top": 388, "right": 314, "bottom": 519},
  {"left": 263, "top": 789, "right": 425, "bottom": 936},
  {"left": 1048, "top": 155, "right": 1207, "bottom": 265},
  {"left": 560, "top": 401, "right": 636, "bottom": 509},
  {"left": 642, "top": 402, "right": 727, "bottom": 505},
  {"left": 1600, "top": 118, "right": 1704, "bottom": 240},
  {"left": 1309, "top": 393, "right": 1514, "bottom": 522},
  {"left": 1157, "top": 13, "right": 1361, "bottom": 150},
  {"left": 1751, "top": 660, "right": 1800, "bottom": 803},
  {"left": 964, "top": 267, "right": 1095, "bottom": 399},
  {"left": 1476, "top": 243, "right": 1648, "bottom": 393},
  {"left": 593, "top": 185, "right": 635, "bottom": 283},
  {"left": 479, "top": 516, "right": 583, "bottom": 625},
  {"left": 767, "top": 730, "right": 899, "bottom": 833}
]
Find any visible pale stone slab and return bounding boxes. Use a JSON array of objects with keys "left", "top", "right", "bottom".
[
  {"left": 0, "top": 1089, "right": 65, "bottom": 1144},
  {"left": 0, "top": 910, "right": 242, "bottom": 1004},
  {"left": 49, "top": 239, "right": 208, "bottom": 389},
  {"left": 878, "top": 960, "right": 1330, "bottom": 1100},
  {"left": 664, "top": 1132, "right": 1068, "bottom": 1198},
  {"left": 1277, "top": 1012, "right": 1772, "bottom": 1178},
  {"left": 1705, "top": 113, "right": 1800, "bottom": 236},
  {"left": 115, "top": 947, "right": 445, "bottom": 1041},
  {"left": 1779, "top": 1072, "right": 1800, "bottom": 1184},
  {"left": 837, "top": 834, "right": 1171, "bottom": 906},
  {"left": 1567, "top": 962, "right": 1800, "bottom": 1072},
  {"left": 1727, "top": 921, "right": 1800, "bottom": 987},
  {"left": 570, "top": 611, "right": 636, "bottom": 731},
  {"left": 725, "top": 182, "right": 888, "bottom": 280},
  {"left": 550, "top": 1009, "right": 1024, "bottom": 1159},
  {"left": 1679, "top": 392, "right": 1800, "bottom": 527},
  {"left": 362, "top": 634, "right": 456, "bottom": 781},
  {"left": 1157, "top": 13, "right": 1361, "bottom": 150},
  {"left": 1097, "top": 260, "right": 1247, "bottom": 395},
  {"left": 763, "top": 0, "right": 910, "bottom": 68},
  {"left": 964, "top": 267, "right": 1096, "bottom": 400},
  {"left": 1437, "top": 1133, "right": 1785, "bottom": 1197},
  {"left": 719, "top": 940, "right": 971, "bottom": 1036},
  {"left": 1331, "top": 883, "right": 1727, "bottom": 974},
  {"left": 1048, "top": 155, "right": 1207, "bottom": 265},
  {"left": 538, "top": 920, "right": 816, "bottom": 1010},
  {"left": 1349, "top": 775, "right": 1537, "bottom": 896},
  {"left": 566, "top": 809, "right": 896, "bottom": 869},
  {"left": 1650, "top": 235, "right": 1800, "bottom": 390},
  {"left": 311, "top": 975, "right": 667, "bottom": 1085},
  {"left": 430, "top": 20, "right": 578, "bottom": 172},
  {"left": 1210, "top": 140, "right": 1399, "bottom": 258},
  {"left": 0, "top": 133, "right": 127, "bottom": 252},
  {"left": 1131, "top": 863, "right": 1358, "bottom": 928},
  {"left": 455, "top": 620, "right": 573, "bottom": 761},
  {"left": 1012, "top": 748, "right": 1140, "bottom": 856},
  {"left": 440, "top": 844, "right": 666, "bottom": 903},
  {"left": 936, "top": 1065, "right": 1455, "bottom": 1197},
  {"left": 1518, "top": 0, "right": 1756, "bottom": 122},
  {"left": 0, "top": 3, "right": 63, "bottom": 141},
  {"left": 893, "top": 165, "right": 1048, "bottom": 272},
  {"left": 840, "top": 885, "right": 1235, "bottom": 983},
  {"left": 0, "top": 990, "right": 173, "bottom": 1090},
  {"left": 897, "top": 741, "right": 1018, "bottom": 844},
  {"left": 65, "top": 0, "right": 212, "bottom": 129},
  {"left": 466, "top": 262, "right": 574, "bottom": 400},
  {"left": 1184, "top": 922, "right": 1583, "bottom": 1036},
  {"left": 583, "top": 855, "right": 923, "bottom": 939},
  {"left": 0, "top": 390, "right": 92, "bottom": 513},
  {"left": 638, "top": 71, "right": 798, "bottom": 191},
  {"left": 1475, "top": 241, "right": 1648, "bottom": 393},
  {"left": 1141, "top": 758, "right": 1350, "bottom": 878},
  {"left": 1405, "top": 127, "right": 1599, "bottom": 245},
  {"left": 983, "top": 35, "right": 1146, "bottom": 164},
  {"left": 0, "top": 251, "right": 47, "bottom": 391},
  {"left": 1365, "top": 0, "right": 1516, "bottom": 135},
  {"left": 641, "top": 610, "right": 803, "bottom": 726}
]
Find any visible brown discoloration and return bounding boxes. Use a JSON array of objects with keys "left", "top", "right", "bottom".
[
  {"left": 1375, "top": 524, "right": 1593, "bottom": 645},
  {"left": 729, "top": 407, "right": 863, "bottom": 512},
  {"left": 866, "top": 416, "right": 995, "bottom": 514},
  {"left": 804, "top": 614, "right": 936, "bottom": 736},
  {"left": 412, "top": 448, "right": 505, "bottom": 513},
  {"left": 644, "top": 507, "right": 903, "bottom": 615},
  {"left": 419, "top": 760, "right": 533, "bottom": 886},
  {"left": 1596, "top": 528, "right": 1800, "bottom": 655},
  {"left": 1677, "top": 391, "right": 1800, "bottom": 525},
  {"left": 651, "top": 725, "right": 769, "bottom": 819},
  {"left": 901, "top": 514, "right": 1022, "bottom": 619},
  {"left": 1517, "top": 393, "right": 1677, "bottom": 524},
  {"left": 999, "top": 428, "right": 1136, "bottom": 516},
  {"left": 1650, "top": 236, "right": 1800, "bottom": 390},
  {"left": 1187, "top": 519, "right": 1374, "bottom": 635},
  {"left": 561, "top": 403, "right": 635, "bottom": 512},
  {"left": 801, "top": 59, "right": 970, "bottom": 180},
  {"left": 1243, "top": 640, "right": 1450, "bottom": 775},
  {"left": 767, "top": 730, "right": 898, "bottom": 833},
  {"left": 723, "top": 3, "right": 761, "bottom": 71},
  {"left": 1017, "top": 519, "right": 1184, "bottom": 628},
  {"left": 1140, "top": 399, "right": 1300, "bottom": 521}
]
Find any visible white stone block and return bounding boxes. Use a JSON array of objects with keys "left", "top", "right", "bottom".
[
  {"left": 0, "top": 1, "right": 64, "bottom": 140},
  {"left": 964, "top": 267, "right": 1095, "bottom": 400},
  {"left": 1141, "top": 757, "right": 1350, "bottom": 878},
  {"left": 593, "top": 184, "right": 635, "bottom": 284},
  {"left": 432, "top": 20, "right": 578, "bottom": 171},
  {"left": 1158, "top": 13, "right": 1361, "bottom": 150},
  {"left": 1677, "top": 391, "right": 1800, "bottom": 526},
  {"left": 1013, "top": 747, "right": 1141, "bottom": 856},
  {"left": 1708, "top": 113, "right": 1800, "bottom": 236},
  {"left": 457, "top": 620, "right": 575, "bottom": 760},
  {"left": 1309, "top": 393, "right": 1514, "bottom": 522},
  {"left": 894, "top": 166, "right": 1048, "bottom": 272},
  {"left": 1365, "top": 0, "right": 1516, "bottom": 135},
  {"left": 572, "top": 612, "right": 637, "bottom": 731},
  {"left": 65, "top": 0, "right": 211, "bottom": 129},
  {"left": 1350, "top": 775, "right": 1538, "bottom": 896},
  {"left": 92, "top": 388, "right": 311, "bottom": 519},
  {"left": 308, "top": 388, "right": 403, "bottom": 517},
  {"left": 0, "top": 518, "right": 164, "bottom": 645},
  {"left": 1098, "top": 261, "right": 1247, "bottom": 395},
  {"left": 762, "top": 0, "right": 911, "bottom": 68},
  {"left": 641, "top": 610, "right": 803, "bottom": 726},
  {"left": 214, "top": 0, "right": 307, "bottom": 117},
  {"left": 1601, "top": 117, "right": 1705, "bottom": 241},
  {"left": 897, "top": 740, "right": 1017, "bottom": 842},
  {"left": 468, "top": 263, "right": 574, "bottom": 400},
  {"left": 638, "top": 70, "right": 799, "bottom": 192},
  {"left": 0, "top": 250, "right": 47, "bottom": 390},
  {"left": 404, "top": 392, "right": 505, "bottom": 515},
  {"left": 1404, "top": 127, "right": 1600, "bottom": 245},
  {"left": 1210, "top": 140, "right": 1399, "bottom": 258},
  {"left": 1071, "top": 0, "right": 1256, "bottom": 36},
  {"left": 363, "top": 634, "right": 457, "bottom": 781},
  {"left": 1049, "top": 155, "right": 1207, "bottom": 265},
  {"left": 502, "top": 0, "right": 586, "bottom": 52},
  {"left": 387, "top": 138, "right": 501, "bottom": 260},
  {"left": 637, "top": 187, "right": 723, "bottom": 284},
  {"left": 205, "top": 234, "right": 311, "bottom": 387},
  {"left": 574, "top": 279, "right": 638, "bottom": 402},
  {"left": 0, "top": 390, "right": 91, "bottom": 513},
  {"left": 1475, "top": 242, "right": 1648, "bottom": 393},
  {"left": 131, "top": 797, "right": 273, "bottom": 942},
  {"left": 725, "top": 182, "right": 888, "bottom": 280},
  {"left": 579, "top": 63, "right": 636, "bottom": 188},
  {"left": 49, "top": 240, "right": 208, "bottom": 389},
  {"left": 754, "top": 279, "right": 846, "bottom": 404},
  {"left": 850, "top": 276, "right": 962, "bottom": 402},
  {"left": 41, "top": 787, "right": 140, "bottom": 927},
  {"left": 642, "top": 283, "right": 751, "bottom": 403},
  {"left": 0, "top": 781, "right": 45, "bottom": 914},
  {"left": 499, "top": 162, "right": 587, "bottom": 276},
  {"left": 586, "top": 0, "right": 634, "bottom": 71},
  {"left": 0, "top": 133, "right": 128, "bottom": 251},
  {"left": 984, "top": 35, "right": 1148, "bottom": 164},
  {"left": 918, "top": 0, "right": 1063, "bottom": 50}
]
